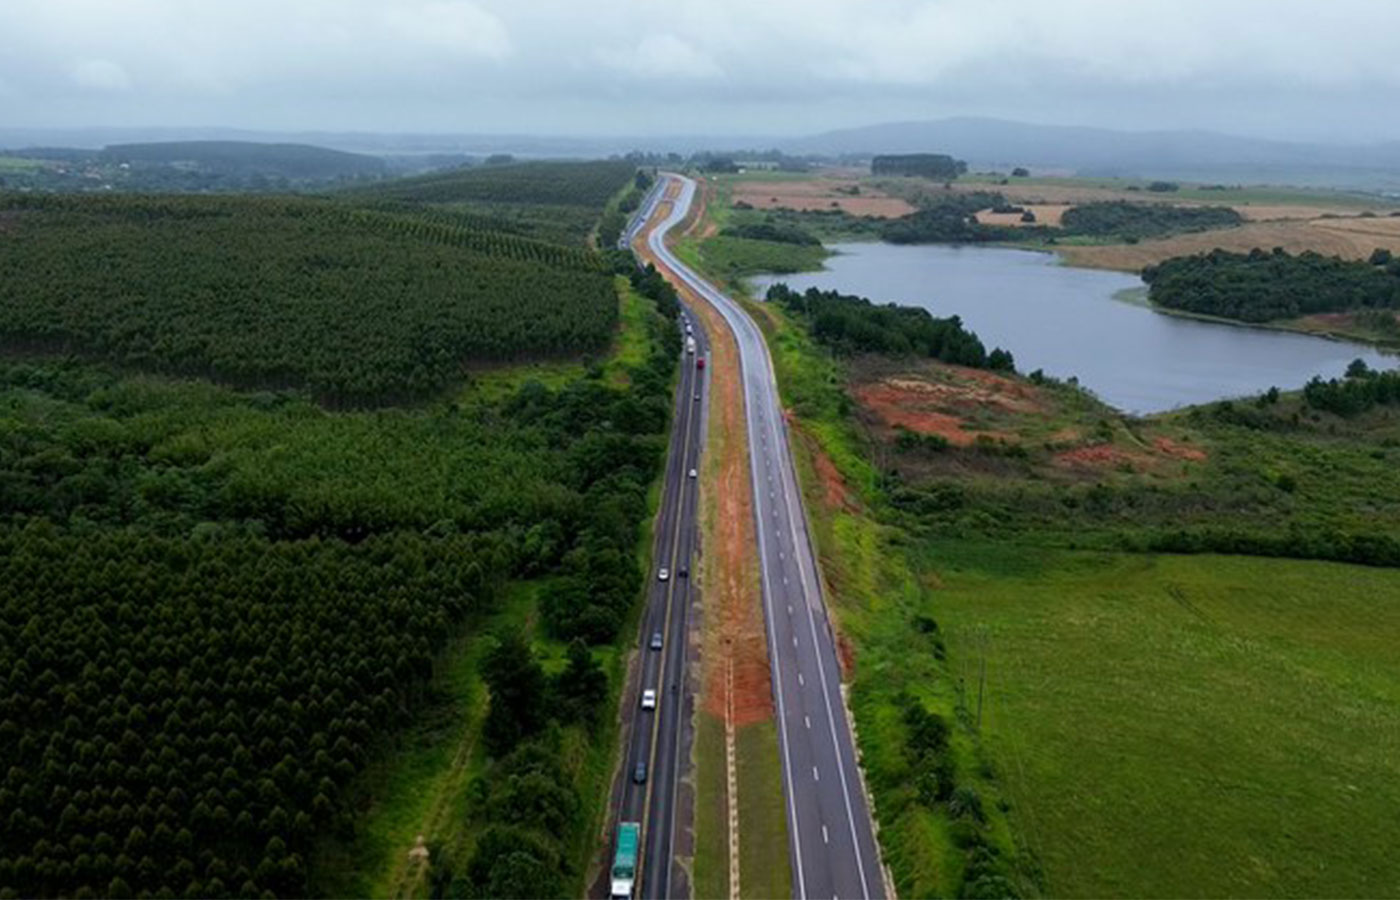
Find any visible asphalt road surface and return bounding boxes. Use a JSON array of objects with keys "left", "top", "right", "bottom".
[
  {"left": 646, "top": 174, "right": 885, "bottom": 900},
  {"left": 611, "top": 185, "right": 709, "bottom": 900}
]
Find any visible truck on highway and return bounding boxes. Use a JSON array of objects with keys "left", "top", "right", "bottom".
[
  {"left": 696, "top": 356, "right": 705, "bottom": 370},
  {"left": 685, "top": 335, "right": 696, "bottom": 355},
  {"left": 610, "top": 822, "right": 641, "bottom": 899}
]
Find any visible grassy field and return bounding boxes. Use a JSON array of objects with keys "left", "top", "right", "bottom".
[
  {"left": 735, "top": 722, "right": 793, "bottom": 900},
  {"left": 956, "top": 173, "right": 1398, "bottom": 209},
  {"left": 691, "top": 713, "right": 730, "bottom": 900},
  {"left": 929, "top": 545, "right": 1400, "bottom": 898},
  {"left": 0, "top": 156, "right": 42, "bottom": 172},
  {"left": 691, "top": 234, "right": 828, "bottom": 280}
]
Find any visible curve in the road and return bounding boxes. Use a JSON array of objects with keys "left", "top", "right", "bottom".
[{"left": 646, "top": 174, "right": 885, "bottom": 900}]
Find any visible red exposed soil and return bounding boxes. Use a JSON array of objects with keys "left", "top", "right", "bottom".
[
  {"left": 789, "top": 415, "right": 856, "bottom": 513},
  {"left": 836, "top": 633, "right": 856, "bottom": 680},
  {"left": 1052, "top": 444, "right": 1141, "bottom": 468},
  {"left": 854, "top": 381, "right": 1016, "bottom": 447},
  {"left": 1153, "top": 436, "right": 1208, "bottom": 462}
]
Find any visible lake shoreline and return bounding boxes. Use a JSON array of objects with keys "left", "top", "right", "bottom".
[{"left": 752, "top": 240, "right": 1394, "bottom": 413}]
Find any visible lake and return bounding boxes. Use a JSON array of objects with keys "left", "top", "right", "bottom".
[{"left": 753, "top": 242, "right": 1396, "bottom": 413}]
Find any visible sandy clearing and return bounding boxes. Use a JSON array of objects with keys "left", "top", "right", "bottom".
[
  {"left": 1058, "top": 218, "right": 1400, "bottom": 271},
  {"left": 731, "top": 178, "right": 916, "bottom": 219},
  {"left": 975, "top": 204, "right": 1070, "bottom": 227}
]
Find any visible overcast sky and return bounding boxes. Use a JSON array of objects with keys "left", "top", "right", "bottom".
[{"left": 3, "top": 0, "right": 1400, "bottom": 142}]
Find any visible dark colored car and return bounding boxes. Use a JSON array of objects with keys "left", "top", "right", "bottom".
[{"left": 633, "top": 761, "right": 648, "bottom": 784}]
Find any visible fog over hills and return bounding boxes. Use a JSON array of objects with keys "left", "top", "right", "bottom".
[
  {"left": 5, "top": 118, "right": 1400, "bottom": 189},
  {"left": 783, "top": 117, "right": 1400, "bottom": 188}
]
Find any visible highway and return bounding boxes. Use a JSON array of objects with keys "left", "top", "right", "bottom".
[
  {"left": 610, "top": 181, "right": 709, "bottom": 900},
  {"left": 645, "top": 174, "right": 885, "bottom": 900}
]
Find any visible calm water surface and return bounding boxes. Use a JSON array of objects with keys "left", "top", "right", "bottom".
[{"left": 754, "top": 242, "right": 1396, "bottom": 413}]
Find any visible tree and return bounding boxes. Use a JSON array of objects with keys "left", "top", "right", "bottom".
[
  {"left": 480, "top": 633, "right": 547, "bottom": 756},
  {"left": 553, "top": 640, "right": 608, "bottom": 725},
  {"left": 1011, "top": 167, "right": 1029, "bottom": 177}
]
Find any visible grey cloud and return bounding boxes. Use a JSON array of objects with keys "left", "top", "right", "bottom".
[{"left": 2, "top": 0, "right": 1399, "bottom": 140}]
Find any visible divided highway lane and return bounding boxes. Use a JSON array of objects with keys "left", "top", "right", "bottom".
[
  {"left": 611, "top": 185, "right": 709, "bottom": 900},
  {"left": 647, "top": 174, "right": 885, "bottom": 900}
]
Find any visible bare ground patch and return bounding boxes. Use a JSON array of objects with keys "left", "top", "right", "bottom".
[
  {"left": 731, "top": 178, "right": 915, "bottom": 218},
  {"left": 1058, "top": 217, "right": 1400, "bottom": 272}
]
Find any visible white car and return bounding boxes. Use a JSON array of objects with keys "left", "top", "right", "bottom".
[
  {"left": 688, "top": 468, "right": 697, "bottom": 479},
  {"left": 641, "top": 689, "right": 657, "bottom": 710},
  {"left": 658, "top": 567, "right": 669, "bottom": 581}
]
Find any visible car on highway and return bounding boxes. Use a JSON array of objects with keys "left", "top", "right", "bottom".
[
  {"left": 694, "top": 393, "right": 701, "bottom": 402},
  {"left": 650, "top": 631, "right": 663, "bottom": 650},
  {"left": 641, "top": 689, "right": 657, "bottom": 710},
  {"left": 688, "top": 468, "right": 697, "bottom": 478},
  {"left": 678, "top": 566, "right": 688, "bottom": 578},
  {"left": 633, "top": 761, "right": 647, "bottom": 784},
  {"left": 658, "top": 567, "right": 669, "bottom": 581}
]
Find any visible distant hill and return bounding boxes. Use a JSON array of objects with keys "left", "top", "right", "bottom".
[
  {"left": 99, "top": 140, "right": 387, "bottom": 179},
  {"left": 783, "top": 117, "right": 1400, "bottom": 189}
]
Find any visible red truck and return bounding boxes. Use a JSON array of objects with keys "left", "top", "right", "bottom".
[{"left": 696, "top": 356, "right": 706, "bottom": 370}]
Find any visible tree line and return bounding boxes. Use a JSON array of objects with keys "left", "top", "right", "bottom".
[
  {"left": 872, "top": 154, "right": 968, "bottom": 179},
  {"left": 766, "top": 283, "right": 1014, "bottom": 371},
  {"left": 1144, "top": 247, "right": 1400, "bottom": 322}
]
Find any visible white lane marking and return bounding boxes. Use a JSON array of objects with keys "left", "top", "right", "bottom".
[
  {"left": 805, "top": 715, "right": 811, "bottom": 729},
  {"left": 798, "top": 673, "right": 804, "bottom": 686},
  {"left": 823, "top": 825, "right": 829, "bottom": 844},
  {"left": 792, "top": 635, "right": 798, "bottom": 648},
  {"left": 787, "top": 604, "right": 793, "bottom": 615},
  {"left": 782, "top": 576, "right": 789, "bottom": 585},
  {"left": 813, "top": 766, "right": 820, "bottom": 782}
]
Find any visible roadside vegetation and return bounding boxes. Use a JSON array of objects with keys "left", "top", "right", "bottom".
[{"left": 0, "top": 164, "right": 678, "bottom": 900}]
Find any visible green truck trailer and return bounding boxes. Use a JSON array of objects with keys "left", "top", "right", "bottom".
[{"left": 610, "top": 821, "right": 640, "bottom": 899}]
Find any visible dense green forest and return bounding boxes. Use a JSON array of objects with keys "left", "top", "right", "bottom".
[
  {"left": 100, "top": 142, "right": 387, "bottom": 179},
  {"left": 0, "top": 193, "right": 617, "bottom": 405},
  {"left": 879, "top": 191, "right": 1011, "bottom": 244},
  {"left": 1058, "top": 201, "right": 1242, "bottom": 240},
  {"left": 878, "top": 194, "right": 1242, "bottom": 245},
  {"left": 0, "top": 160, "right": 671, "bottom": 898},
  {"left": 342, "top": 160, "right": 637, "bottom": 247},
  {"left": 1144, "top": 247, "right": 1400, "bottom": 321},
  {"left": 765, "top": 283, "right": 1014, "bottom": 370}
]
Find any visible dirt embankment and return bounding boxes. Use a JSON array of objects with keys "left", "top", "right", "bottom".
[
  {"left": 851, "top": 360, "right": 1210, "bottom": 476},
  {"left": 853, "top": 365, "right": 1043, "bottom": 447},
  {"left": 632, "top": 196, "right": 773, "bottom": 729}
]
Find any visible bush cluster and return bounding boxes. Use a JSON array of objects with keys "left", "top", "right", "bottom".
[
  {"left": 766, "top": 283, "right": 1014, "bottom": 370},
  {"left": 1144, "top": 247, "right": 1400, "bottom": 322}
]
